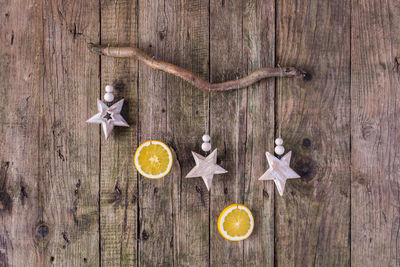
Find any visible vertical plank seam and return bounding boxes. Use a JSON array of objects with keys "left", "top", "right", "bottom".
[
  {"left": 349, "top": 0, "right": 352, "bottom": 264},
  {"left": 162, "top": 1, "right": 174, "bottom": 266},
  {"left": 98, "top": 0, "right": 102, "bottom": 266},
  {"left": 136, "top": 0, "right": 141, "bottom": 266},
  {"left": 208, "top": 0, "right": 211, "bottom": 266},
  {"left": 38, "top": 0, "right": 46, "bottom": 261},
  {"left": 241, "top": 1, "right": 246, "bottom": 264},
  {"left": 273, "top": 0, "right": 278, "bottom": 266}
]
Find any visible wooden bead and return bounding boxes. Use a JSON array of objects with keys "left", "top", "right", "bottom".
[
  {"left": 275, "top": 138, "right": 283, "bottom": 146},
  {"left": 104, "top": 92, "right": 114, "bottom": 102},
  {"left": 274, "top": 145, "right": 285, "bottom": 155},
  {"left": 202, "top": 134, "right": 211, "bottom": 142},
  {"left": 105, "top": 85, "right": 114, "bottom": 93},
  {"left": 201, "top": 142, "right": 211, "bottom": 152}
]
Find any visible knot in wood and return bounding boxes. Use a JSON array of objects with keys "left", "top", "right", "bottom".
[
  {"left": 294, "top": 156, "right": 316, "bottom": 181},
  {"left": 35, "top": 223, "right": 49, "bottom": 240}
]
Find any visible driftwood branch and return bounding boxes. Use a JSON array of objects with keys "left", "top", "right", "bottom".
[{"left": 88, "top": 43, "right": 310, "bottom": 92}]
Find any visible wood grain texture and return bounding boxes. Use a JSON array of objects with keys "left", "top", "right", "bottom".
[
  {"left": 100, "top": 0, "right": 138, "bottom": 266},
  {"left": 3, "top": 0, "right": 400, "bottom": 266},
  {"left": 137, "top": 1, "right": 177, "bottom": 265},
  {"left": 0, "top": 0, "right": 42, "bottom": 266},
  {"left": 164, "top": 1, "right": 210, "bottom": 266},
  {"left": 208, "top": 2, "right": 277, "bottom": 265},
  {"left": 242, "top": 0, "right": 275, "bottom": 266},
  {"left": 351, "top": 0, "right": 400, "bottom": 266},
  {"left": 276, "top": 0, "right": 351, "bottom": 266},
  {"left": 209, "top": 0, "right": 246, "bottom": 265},
  {"left": 40, "top": 0, "right": 101, "bottom": 265}
]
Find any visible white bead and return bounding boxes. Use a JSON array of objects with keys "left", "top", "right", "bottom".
[
  {"left": 104, "top": 92, "right": 114, "bottom": 102},
  {"left": 201, "top": 142, "right": 211, "bottom": 152},
  {"left": 202, "top": 134, "right": 211, "bottom": 142},
  {"left": 274, "top": 145, "right": 285, "bottom": 155},
  {"left": 275, "top": 138, "right": 283, "bottom": 146},
  {"left": 105, "top": 85, "right": 114, "bottom": 93}
]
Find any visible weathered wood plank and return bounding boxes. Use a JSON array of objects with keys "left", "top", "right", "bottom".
[
  {"left": 100, "top": 0, "right": 138, "bottom": 266},
  {"left": 7, "top": 0, "right": 400, "bottom": 266},
  {"left": 351, "top": 0, "right": 400, "bottom": 266},
  {"left": 40, "top": 0, "right": 100, "bottom": 265},
  {"left": 137, "top": 1, "right": 179, "bottom": 265},
  {"left": 0, "top": 0, "right": 43, "bottom": 266},
  {"left": 242, "top": 1, "right": 275, "bottom": 266},
  {"left": 209, "top": 1, "right": 276, "bottom": 265},
  {"left": 209, "top": 1, "right": 245, "bottom": 266},
  {"left": 276, "top": 0, "right": 351, "bottom": 266},
  {"left": 163, "top": 1, "right": 210, "bottom": 266}
]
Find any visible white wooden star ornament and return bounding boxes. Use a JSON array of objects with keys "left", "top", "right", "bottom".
[
  {"left": 260, "top": 77, "right": 302, "bottom": 196},
  {"left": 186, "top": 135, "right": 227, "bottom": 191},
  {"left": 258, "top": 151, "right": 300, "bottom": 196},
  {"left": 86, "top": 85, "right": 129, "bottom": 139}
]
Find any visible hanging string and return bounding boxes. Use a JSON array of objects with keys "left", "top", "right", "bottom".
[
  {"left": 277, "top": 65, "right": 283, "bottom": 139},
  {"left": 112, "top": 0, "right": 119, "bottom": 91},
  {"left": 207, "top": 84, "right": 211, "bottom": 135},
  {"left": 200, "top": 84, "right": 211, "bottom": 155}
]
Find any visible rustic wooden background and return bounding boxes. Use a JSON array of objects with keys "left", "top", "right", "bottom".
[{"left": 1, "top": 0, "right": 399, "bottom": 266}]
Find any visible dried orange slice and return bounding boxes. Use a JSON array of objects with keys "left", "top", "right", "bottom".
[
  {"left": 217, "top": 204, "right": 254, "bottom": 241},
  {"left": 134, "top": 140, "right": 173, "bottom": 179}
]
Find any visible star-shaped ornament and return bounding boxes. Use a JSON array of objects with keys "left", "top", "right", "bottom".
[
  {"left": 258, "top": 151, "right": 300, "bottom": 196},
  {"left": 86, "top": 99, "right": 129, "bottom": 139},
  {"left": 186, "top": 149, "right": 227, "bottom": 191}
]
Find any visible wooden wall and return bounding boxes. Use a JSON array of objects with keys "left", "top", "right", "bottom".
[{"left": 0, "top": 0, "right": 399, "bottom": 266}]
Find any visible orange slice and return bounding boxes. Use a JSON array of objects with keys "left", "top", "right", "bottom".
[
  {"left": 217, "top": 204, "right": 254, "bottom": 241},
  {"left": 134, "top": 140, "right": 173, "bottom": 179}
]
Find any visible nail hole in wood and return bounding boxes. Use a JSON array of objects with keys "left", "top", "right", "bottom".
[
  {"left": 131, "top": 194, "right": 137, "bottom": 203},
  {"left": 303, "top": 73, "right": 312, "bottom": 81},
  {"left": 62, "top": 231, "right": 70, "bottom": 245},
  {"left": 302, "top": 138, "right": 311, "bottom": 148},
  {"left": 142, "top": 230, "right": 149, "bottom": 240},
  {"left": 263, "top": 189, "right": 269, "bottom": 199},
  {"left": 20, "top": 185, "right": 28, "bottom": 204}
]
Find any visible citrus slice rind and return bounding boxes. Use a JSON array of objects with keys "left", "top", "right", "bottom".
[
  {"left": 134, "top": 140, "right": 173, "bottom": 179},
  {"left": 217, "top": 204, "right": 254, "bottom": 241}
]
